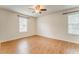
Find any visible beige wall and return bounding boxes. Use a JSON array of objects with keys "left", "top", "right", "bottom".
[
  {"left": 0, "top": 8, "right": 79, "bottom": 44},
  {"left": 37, "top": 12, "right": 79, "bottom": 44},
  {"left": 0, "top": 9, "right": 36, "bottom": 42}
]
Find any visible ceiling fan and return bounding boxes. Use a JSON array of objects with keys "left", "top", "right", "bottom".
[{"left": 29, "top": 5, "right": 47, "bottom": 14}]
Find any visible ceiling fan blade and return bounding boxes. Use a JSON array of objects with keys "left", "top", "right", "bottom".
[{"left": 41, "top": 9, "right": 47, "bottom": 11}]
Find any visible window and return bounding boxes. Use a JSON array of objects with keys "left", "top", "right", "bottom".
[
  {"left": 19, "top": 16, "right": 27, "bottom": 32},
  {"left": 68, "top": 13, "right": 79, "bottom": 35}
]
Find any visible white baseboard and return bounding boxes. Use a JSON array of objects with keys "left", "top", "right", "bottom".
[
  {"left": 0, "top": 34, "right": 35, "bottom": 43},
  {"left": 1, "top": 34, "right": 79, "bottom": 44},
  {"left": 37, "top": 34, "right": 79, "bottom": 44}
]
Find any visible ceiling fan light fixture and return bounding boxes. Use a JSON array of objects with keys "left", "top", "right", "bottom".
[
  {"left": 39, "top": 5, "right": 45, "bottom": 9},
  {"left": 33, "top": 5, "right": 47, "bottom": 14}
]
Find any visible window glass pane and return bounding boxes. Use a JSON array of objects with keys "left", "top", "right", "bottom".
[
  {"left": 19, "top": 16, "right": 27, "bottom": 32},
  {"left": 68, "top": 14, "right": 79, "bottom": 24},
  {"left": 68, "top": 13, "right": 79, "bottom": 35}
]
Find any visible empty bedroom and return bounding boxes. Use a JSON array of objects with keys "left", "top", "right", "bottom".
[{"left": 0, "top": 5, "right": 79, "bottom": 54}]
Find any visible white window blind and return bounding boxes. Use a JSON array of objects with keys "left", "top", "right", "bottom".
[
  {"left": 19, "top": 16, "right": 27, "bottom": 32},
  {"left": 68, "top": 13, "right": 79, "bottom": 35}
]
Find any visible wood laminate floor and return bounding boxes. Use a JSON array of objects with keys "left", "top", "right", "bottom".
[{"left": 1, "top": 35, "right": 79, "bottom": 54}]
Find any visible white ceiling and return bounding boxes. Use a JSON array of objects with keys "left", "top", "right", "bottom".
[{"left": 0, "top": 5, "right": 78, "bottom": 17}]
